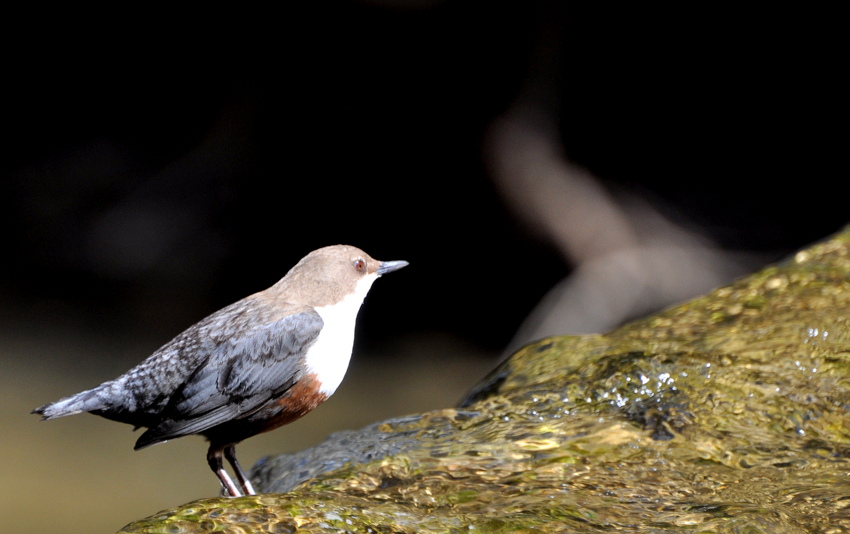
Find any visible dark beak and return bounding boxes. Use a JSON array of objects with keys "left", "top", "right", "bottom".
[{"left": 377, "top": 260, "right": 409, "bottom": 275}]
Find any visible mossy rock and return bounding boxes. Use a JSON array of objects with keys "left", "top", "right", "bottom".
[{"left": 121, "top": 228, "right": 850, "bottom": 533}]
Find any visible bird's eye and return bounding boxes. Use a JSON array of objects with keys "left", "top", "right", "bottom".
[{"left": 353, "top": 258, "right": 366, "bottom": 272}]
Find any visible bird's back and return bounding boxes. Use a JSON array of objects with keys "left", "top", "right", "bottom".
[{"left": 34, "top": 292, "right": 312, "bottom": 431}]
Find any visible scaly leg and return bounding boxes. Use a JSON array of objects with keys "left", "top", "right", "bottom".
[
  {"left": 207, "top": 444, "right": 242, "bottom": 497},
  {"left": 224, "top": 444, "right": 256, "bottom": 495}
]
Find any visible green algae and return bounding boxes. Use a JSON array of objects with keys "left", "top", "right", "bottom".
[{"left": 121, "top": 228, "right": 850, "bottom": 533}]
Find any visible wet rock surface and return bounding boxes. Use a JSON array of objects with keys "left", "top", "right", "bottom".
[{"left": 121, "top": 229, "right": 850, "bottom": 533}]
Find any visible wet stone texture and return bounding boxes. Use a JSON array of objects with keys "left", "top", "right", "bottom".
[{"left": 121, "top": 228, "right": 850, "bottom": 533}]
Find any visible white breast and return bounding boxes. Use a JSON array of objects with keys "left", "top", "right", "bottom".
[{"left": 304, "top": 273, "right": 379, "bottom": 396}]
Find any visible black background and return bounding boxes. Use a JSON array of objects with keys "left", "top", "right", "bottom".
[{"left": 2, "top": 2, "right": 845, "bottom": 353}]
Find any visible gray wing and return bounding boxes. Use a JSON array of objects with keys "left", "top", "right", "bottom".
[{"left": 135, "top": 309, "right": 323, "bottom": 448}]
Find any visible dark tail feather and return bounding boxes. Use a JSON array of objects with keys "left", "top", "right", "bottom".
[{"left": 33, "top": 388, "right": 109, "bottom": 420}]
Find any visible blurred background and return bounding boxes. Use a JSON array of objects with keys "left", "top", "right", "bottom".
[{"left": 2, "top": 2, "right": 844, "bottom": 532}]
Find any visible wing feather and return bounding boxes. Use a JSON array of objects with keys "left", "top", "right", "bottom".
[{"left": 135, "top": 310, "right": 323, "bottom": 448}]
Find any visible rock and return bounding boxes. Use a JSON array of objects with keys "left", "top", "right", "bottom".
[{"left": 120, "top": 228, "right": 850, "bottom": 533}]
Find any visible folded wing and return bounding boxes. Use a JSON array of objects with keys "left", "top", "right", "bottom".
[{"left": 135, "top": 309, "right": 323, "bottom": 448}]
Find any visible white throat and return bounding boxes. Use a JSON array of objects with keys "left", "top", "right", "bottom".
[{"left": 305, "top": 273, "right": 379, "bottom": 396}]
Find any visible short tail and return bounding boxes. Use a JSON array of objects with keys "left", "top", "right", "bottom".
[{"left": 33, "top": 387, "right": 109, "bottom": 420}]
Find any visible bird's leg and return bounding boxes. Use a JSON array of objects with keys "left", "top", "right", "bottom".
[
  {"left": 224, "top": 444, "right": 256, "bottom": 495},
  {"left": 207, "top": 444, "right": 243, "bottom": 497}
]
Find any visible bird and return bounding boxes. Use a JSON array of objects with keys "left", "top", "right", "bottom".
[{"left": 33, "top": 245, "right": 408, "bottom": 497}]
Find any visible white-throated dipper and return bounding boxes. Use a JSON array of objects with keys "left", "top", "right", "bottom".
[{"left": 33, "top": 245, "right": 407, "bottom": 496}]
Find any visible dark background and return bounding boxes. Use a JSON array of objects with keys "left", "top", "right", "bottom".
[
  {"left": 3, "top": 3, "right": 844, "bottom": 351},
  {"left": 2, "top": 3, "right": 845, "bottom": 532}
]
